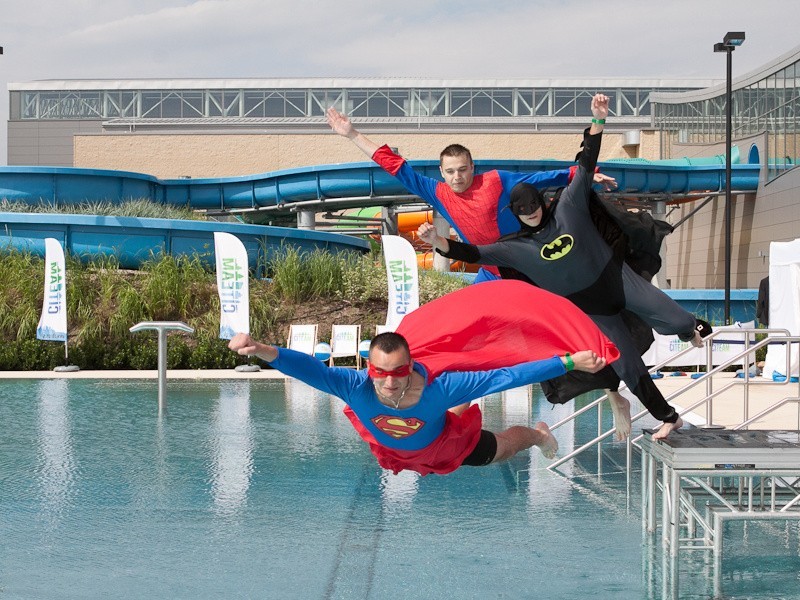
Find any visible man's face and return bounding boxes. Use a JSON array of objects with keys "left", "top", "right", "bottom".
[
  {"left": 439, "top": 154, "right": 474, "bottom": 193},
  {"left": 518, "top": 206, "right": 544, "bottom": 228},
  {"left": 368, "top": 347, "right": 413, "bottom": 403}
]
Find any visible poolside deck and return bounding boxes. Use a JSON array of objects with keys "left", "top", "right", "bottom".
[{"left": 653, "top": 371, "right": 800, "bottom": 430}]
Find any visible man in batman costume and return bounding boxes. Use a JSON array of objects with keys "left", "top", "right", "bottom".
[{"left": 420, "top": 93, "right": 709, "bottom": 440}]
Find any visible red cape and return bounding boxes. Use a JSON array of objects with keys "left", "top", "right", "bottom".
[{"left": 396, "top": 279, "right": 619, "bottom": 382}]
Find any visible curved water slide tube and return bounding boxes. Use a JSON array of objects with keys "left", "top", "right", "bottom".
[{"left": 0, "top": 155, "right": 761, "bottom": 268}]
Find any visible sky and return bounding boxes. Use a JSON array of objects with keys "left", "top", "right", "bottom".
[{"left": 2, "top": 0, "right": 799, "bottom": 164}]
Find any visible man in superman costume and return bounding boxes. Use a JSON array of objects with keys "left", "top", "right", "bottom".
[{"left": 228, "top": 280, "right": 617, "bottom": 476}]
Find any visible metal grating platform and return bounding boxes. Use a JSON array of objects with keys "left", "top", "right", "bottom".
[{"left": 641, "top": 429, "right": 800, "bottom": 470}]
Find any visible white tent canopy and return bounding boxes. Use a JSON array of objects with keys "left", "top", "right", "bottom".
[{"left": 763, "top": 238, "right": 800, "bottom": 379}]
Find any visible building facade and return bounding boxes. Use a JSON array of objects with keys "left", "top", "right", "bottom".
[
  {"left": 8, "top": 78, "right": 705, "bottom": 175},
  {"left": 651, "top": 44, "right": 800, "bottom": 291},
  {"left": 6, "top": 58, "right": 800, "bottom": 291}
]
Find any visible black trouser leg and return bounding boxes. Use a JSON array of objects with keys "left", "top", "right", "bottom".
[{"left": 592, "top": 312, "right": 679, "bottom": 424}]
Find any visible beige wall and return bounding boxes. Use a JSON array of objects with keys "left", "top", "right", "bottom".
[{"left": 73, "top": 130, "right": 660, "bottom": 179}]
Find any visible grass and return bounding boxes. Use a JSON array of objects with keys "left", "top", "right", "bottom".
[
  {"left": 0, "top": 198, "right": 205, "bottom": 220},
  {"left": 0, "top": 244, "right": 467, "bottom": 369}
]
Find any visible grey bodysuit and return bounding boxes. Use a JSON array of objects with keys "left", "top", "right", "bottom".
[{"left": 441, "top": 130, "right": 698, "bottom": 423}]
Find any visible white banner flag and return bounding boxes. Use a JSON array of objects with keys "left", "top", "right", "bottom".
[
  {"left": 382, "top": 235, "right": 419, "bottom": 330},
  {"left": 642, "top": 321, "right": 756, "bottom": 368},
  {"left": 214, "top": 232, "right": 250, "bottom": 340},
  {"left": 36, "top": 237, "right": 68, "bottom": 342}
]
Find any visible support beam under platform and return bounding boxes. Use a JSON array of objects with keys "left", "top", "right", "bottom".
[{"left": 640, "top": 429, "right": 800, "bottom": 599}]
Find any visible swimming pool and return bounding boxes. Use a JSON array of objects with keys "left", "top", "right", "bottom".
[{"left": 1, "top": 378, "right": 798, "bottom": 599}]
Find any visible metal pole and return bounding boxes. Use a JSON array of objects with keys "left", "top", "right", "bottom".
[
  {"left": 129, "top": 321, "right": 194, "bottom": 414},
  {"left": 724, "top": 47, "right": 733, "bottom": 325},
  {"left": 157, "top": 328, "right": 168, "bottom": 414}
]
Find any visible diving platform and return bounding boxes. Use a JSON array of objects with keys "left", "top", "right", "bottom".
[{"left": 640, "top": 429, "right": 800, "bottom": 599}]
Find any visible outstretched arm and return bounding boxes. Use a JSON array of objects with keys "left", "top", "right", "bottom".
[
  {"left": 418, "top": 221, "right": 486, "bottom": 265},
  {"left": 437, "top": 351, "right": 607, "bottom": 407},
  {"left": 579, "top": 93, "right": 608, "bottom": 174},
  {"left": 228, "top": 332, "right": 363, "bottom": 398},
  {"left": 326, "top": 107, "right": 381, "bottom": 158}
]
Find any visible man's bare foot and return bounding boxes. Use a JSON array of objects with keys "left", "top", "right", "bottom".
[
  {"left": 690, "top": 331, "right": 704, "bottom": 348},
  {"left": 534, "top": 421, "right": 558, "bottom": 459},
  {"left": 652, "top": 417, "right": 684, "bottom": 440},
  {"left": 606, "top": 390, "right": 632, "bottom": 441}
]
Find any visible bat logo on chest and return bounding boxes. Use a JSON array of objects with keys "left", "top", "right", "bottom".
[{"left": 540, "top": 234, "right": 574, "bottom": 261}]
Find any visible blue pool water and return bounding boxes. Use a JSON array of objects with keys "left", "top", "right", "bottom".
[{"left": 1, "top": 378, "right": 798, "bottom": 599}]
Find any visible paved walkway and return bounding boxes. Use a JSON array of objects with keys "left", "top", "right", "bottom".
[{"left": 654, "top": 372, "right": 800, "bottom": 430}]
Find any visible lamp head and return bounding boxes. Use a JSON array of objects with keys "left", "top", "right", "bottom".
[{"left": 723, "top": 32, "right": 745, "bottom": 46}]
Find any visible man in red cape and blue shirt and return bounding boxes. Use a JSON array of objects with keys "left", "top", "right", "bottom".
[{"left": 228, "top": 280, "right": 618, "bottom": 477}]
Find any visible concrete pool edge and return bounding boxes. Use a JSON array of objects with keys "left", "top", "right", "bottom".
[{"left": 0, "top": 368, "right": 287, "bottom": 380}]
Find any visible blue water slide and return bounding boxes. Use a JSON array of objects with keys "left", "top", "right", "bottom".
[
  {"left": 158, "top": 158, "right": 761, "bottom": 210},
  {"left": 0, "top": 213, "right": 370, "bottom": 270},
  {"left": 0, "top": 156, "right": 761, "bottom": 211},
  {"left": 0, "top": 155, "right": 761, "bottom": 267}
]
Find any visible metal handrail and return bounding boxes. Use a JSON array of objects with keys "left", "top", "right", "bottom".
[{"left": 547, "top": 329, "right": 798, "bottom": 473}]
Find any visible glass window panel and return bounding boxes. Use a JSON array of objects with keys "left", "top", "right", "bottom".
[
  {"left": 427, "top": 90, "right": 447, "bottom": 115},
  {"left": 471, "top": 92, "right": 493, "bottom": 117},
  {"left": 388, "top": 91, "right": 407, "bottom": 117},
  {"left": 533, "top": 90, "right": 551, "bottom": 116},
  {"left": 208, "top": 91, "right": 224, "bottom": 117},
  {"left": 106, "top": 92, "right": 122, "bottom": 118},
  {"left": 141, "top": 92, "right": 162, "bottom": 117},
  {"left": 450, "top": 91, "right": 472, "bottom": 116},
  {"left": 367, "top": 95, "right": 388, "bottom": 117},
  {"left": 348, "top": 91, "right": 369, "bottom": 117},
  {"left": 554, "top": 90, "right": 576, "bottom": 116},
  {"left": 244, "top": 92, "right": 266, "bottom": 117},
  {"left": 263, "top": 96, "right": 285, "bottom": 117},
  {"left": 283, "top": 91, "right": 306, "bottom": 117},
  {"left": 181, "top": 92, "right": 203, "bottom": 117},
  {"left": 516, "top": 89, "right": 534, "bottom": 116},
  {"left": 121, "top": 91, "right": 138, "bottom": 117},
  {"left": 160, "top": 94, "right": 182, "bottom": 118},
  {"left": 491, "top": 90, "right": 513, "bottom": 116}
]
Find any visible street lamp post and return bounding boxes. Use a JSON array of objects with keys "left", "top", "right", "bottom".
[{"left": 714, "top": 31, "right": 745, "bottom": 325}]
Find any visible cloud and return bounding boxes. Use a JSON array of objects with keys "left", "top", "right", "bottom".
[{"left": 2, "top": 0, "right": 799, "bottom": 162}]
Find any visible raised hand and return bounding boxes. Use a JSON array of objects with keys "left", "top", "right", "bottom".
[
  {"left": 593, "top": 172, "right": 617, "bottom": 190},
  {"left": 591, "top": 93, "right": 609, "bottom": 121},
  {"left": 326, "top": 107, "right": 355, "bottom": 138},
  {"left": 417, "top": 222, "right": 438, "bottom": 245}
]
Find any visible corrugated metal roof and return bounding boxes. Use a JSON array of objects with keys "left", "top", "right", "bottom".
[{"left": 9, "top": 76, "right": 719, "bottom": 92}]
